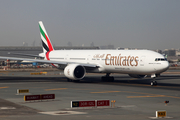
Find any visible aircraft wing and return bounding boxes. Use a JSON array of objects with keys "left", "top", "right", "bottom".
[
  {"left": 8, "top": 52, "right": 44, "bottom": 58},
  {"left": 0, "top": 56, "right": 97, "bottom": 68}
]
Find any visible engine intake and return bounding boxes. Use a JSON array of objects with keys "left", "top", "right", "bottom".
[{"left": 64, "top": 64, "right": 86, "bottom": 80}]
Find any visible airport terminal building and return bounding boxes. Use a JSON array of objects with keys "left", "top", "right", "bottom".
[{"left": 0, "top": 46, "right": 99, "bottom": 58}]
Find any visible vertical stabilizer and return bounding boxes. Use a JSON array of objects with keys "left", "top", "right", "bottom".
[{"left": 39, "top": 21, "right": 54, "bottom": 53}]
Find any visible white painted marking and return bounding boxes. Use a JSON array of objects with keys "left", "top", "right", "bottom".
[
  {"left": 0, "top": 107, "right": 16, "bottom": 110},
  {"left": 39, "top": 111, "right": 87, "bottom": 115},
  {"left": 149, "top": 116, "right": 173, "bottom": 119},
  {"left": 119, "top": 105, "right": 136, "bottom": 108},
  {"left": 16, "top": 93, "right": 31, "bottom": 95}
]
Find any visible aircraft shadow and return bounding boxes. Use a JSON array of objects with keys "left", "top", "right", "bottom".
[{"left": 0, "top": 75, "right": 180, "bottom": 90}]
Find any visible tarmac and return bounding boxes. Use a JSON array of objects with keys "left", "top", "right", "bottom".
[{"left": 0, "top": 68, "right": 180, "bottom": 120}]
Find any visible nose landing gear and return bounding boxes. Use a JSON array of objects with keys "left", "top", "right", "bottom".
[
  {"left": 151, "top": 80, "right": 157, "bottom": 86},
  {"left": 151, "top": 74, "right": 157, "bottom": 86}
]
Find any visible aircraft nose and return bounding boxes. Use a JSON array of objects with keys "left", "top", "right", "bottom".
[
  {"left": 161, "top": 61, "right": 169, "bottom": 72},
  {"left": 154, "top": 61, "right": 169, "bottom": 73}
]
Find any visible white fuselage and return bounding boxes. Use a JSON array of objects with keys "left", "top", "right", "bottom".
[{"left": 47, "top": 49, "right": 169, "bottom": 75}]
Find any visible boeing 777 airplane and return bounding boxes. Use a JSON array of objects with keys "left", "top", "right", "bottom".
[{"left": 0, "top": 21, "right": 169, "bottom": 86}]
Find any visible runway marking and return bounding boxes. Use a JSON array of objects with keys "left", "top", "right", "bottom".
[
  {"left": 39, "top": 111, "right": 87, "bottom": 115},
  {"left": 90, "top": 91, "right": 121, "bottom": 93},
  {"left": 45, "top": 88, "right": 67, "bottom": 91},
  {"left": 0, "top": 86, "right": 9, "bottom": 89},
  {"left": 0, "top": 107, "right": 16, "bottom": 110}
]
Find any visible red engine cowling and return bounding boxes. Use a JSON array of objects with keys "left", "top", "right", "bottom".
[{"left": 64, "top": 64, "right": 86, "bottom": 80}]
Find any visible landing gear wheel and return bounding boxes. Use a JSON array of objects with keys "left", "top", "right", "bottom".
[
  {"left": 151, "top": 81, "right": 157, "bottom": 86},
  {"left": 151, "top": 81, "right": 153, "bottom": 86}
]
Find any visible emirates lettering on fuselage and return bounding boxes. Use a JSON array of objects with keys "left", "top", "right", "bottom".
[{"left": 105, "top": 54, "right": 139, "bottom": 66}]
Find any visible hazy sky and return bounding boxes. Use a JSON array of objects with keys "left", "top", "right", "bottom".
[{"left": 0, "top": 0, "right": 180, "bottom": 50}]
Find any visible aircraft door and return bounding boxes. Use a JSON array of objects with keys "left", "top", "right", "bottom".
[
  {"left": 140, "top": 56, "right": 146, "bottom": 66},
  {"left": 87, "top": 55, "right": 91, "bottom": 64},
  {"left": 66, "top": 55, "right": 69, "bottom": 61}
]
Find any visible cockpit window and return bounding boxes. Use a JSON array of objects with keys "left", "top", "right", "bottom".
[{"left": 155, "top": 58, "right": 167, "bottom": 61}]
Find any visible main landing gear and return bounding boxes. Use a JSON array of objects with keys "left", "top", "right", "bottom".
[
  {"left": 101, "top": 73, "right": 114, "bottom": 82},
  {"left": 150, "top": 74, "right": 157, "bottom": 86}
]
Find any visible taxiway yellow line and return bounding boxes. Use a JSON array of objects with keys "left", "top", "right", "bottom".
[
  {"left": 164, "top": 95, "right": 180, "bottom": 99},
  {"left": 106, "top": 82, "right": 180, "bottom": 89},
  {"left": 123, "top": 91, "right": 180, "bottom": 99},
  {"left": 45, "top": 88, "right": 67, "bottom": 91},
  {"left": 91, "top": 90, "right": 180, "bottom": 99},
  {"left": 127, "top": 95, "right": 180, "bottom": 99},
  {"left": 0, "top": 86, "right": 9, "bottom": 89}
]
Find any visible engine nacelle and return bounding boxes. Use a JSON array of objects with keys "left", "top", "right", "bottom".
[
  {"left": 129, "top": 74, "right": 147, "bottom": 78},
  {"left": 64, "top": 64, "right": 86, "bottom": 80}
]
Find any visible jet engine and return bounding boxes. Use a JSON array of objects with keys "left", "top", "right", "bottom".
[
  {"left": 64, "top": 64, "right": 86, "bottom": 80},
  {"left": 128, "top": 74, "right": 147, "bottom": 78}
]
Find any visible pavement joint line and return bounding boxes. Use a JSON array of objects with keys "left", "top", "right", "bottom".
[
  {"left": 118, "top": 105, "right": 136, "bottom": 108},
  {"left": 65, "top": 106, "right": 116, "bottom": 110},
  {"left": 45, "top": 88, "right": 68, "bottom": 91},
  {"left": 0, "top": 115, "right": 9, "bottom": 117},
  {"left": 74, "top": 89, "right": 95, "bottom": 90},
  {"left": 90, "top": 91, "right": 121, "bottom": 93},
  {"left": 127, "top": 95, "right": 166, "bottom": 98},
  {"left": 149, "top": 116, "right": 173, "bottom": 119}
]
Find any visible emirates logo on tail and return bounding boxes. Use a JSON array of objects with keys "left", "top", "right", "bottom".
[{"left": 39, "top": 21, "right": 54, "bottom": 53}]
